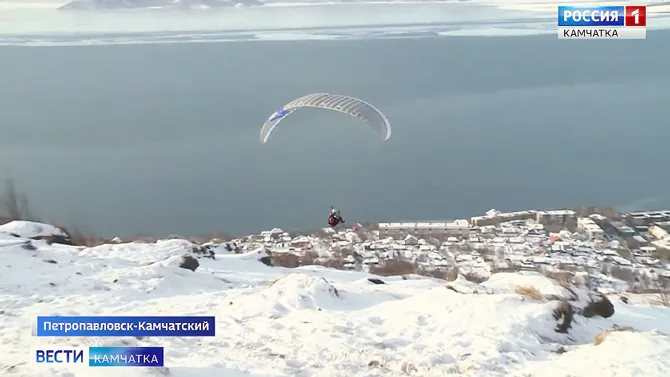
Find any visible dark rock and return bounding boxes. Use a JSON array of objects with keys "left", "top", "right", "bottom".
[
  {"left": 44, "top": 259, "right": 58, "bottom": 264},
  {"left": 582, "top": 294, "right": 615, "bottom": 318},
  {"left": 178, "top": 255, "right": 199, "bottom": 271},
  {"left": 191, "top": 245, "right": 215, "bottom": 260},
  {"left": 368, "top": 278, "right": 385, "bottom": 285},
  {"left": 21, "top": 242, "right": 37, "bottom": 251},
  {"left": 259, "top": 256, "right": 273, "bottom": 266},
  {"left": 553, "top": 301, "right": 574, "bottom": 333},
  {"left": 620, "top": 295, "right": 629, "bottom": 304},
  {"left": 445, "top": 285, "right": 458, "bottom": 293},
  {"left": 30, "top": 224, "right": 74, "bottom": 245},
  {"left": 34, "top": 234, "right": 73, "bottom": 246},
  {"left": 326, "top": 281, "right": 340, "bottom": 297}
]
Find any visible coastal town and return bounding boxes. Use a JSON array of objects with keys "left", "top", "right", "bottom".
[
  {"left": 225, "top": 208, "right": 670, "bottom": 292},
  {"left": 2, "top": 205, "right": 669, "bottom": 293}
]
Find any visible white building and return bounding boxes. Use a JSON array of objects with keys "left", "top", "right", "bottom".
[
  {"left": 404, "top": 234, "right": 419, "bottom": 245},
  {"left": 649, "top": 225, "right": 669, "bottom": 241},
  {"left": 378, "top": 220, "right": 469, "bottom": 238},
  {"left": 577, "top": 218, "right": 605, "bottom": 240},
  {"left": 536, "top": 210, "right": 577, "bottom": 226},
  {"left": 470, "top": 210, "right": 537, "bottom": 227},
  {"left": 626, "top": 210, "right": 670, "bottom": 226}
]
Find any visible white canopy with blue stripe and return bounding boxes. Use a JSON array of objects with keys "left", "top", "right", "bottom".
[{"left": 260, "top": 93, "right": 392, "bottom": 144}]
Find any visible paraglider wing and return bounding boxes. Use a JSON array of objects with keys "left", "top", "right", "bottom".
[
  {"left": 260, "top": 93, "right": 392, "bottom": 144},
  {"left": 268, "top": 106, "right": 292, "bottom": 123}
]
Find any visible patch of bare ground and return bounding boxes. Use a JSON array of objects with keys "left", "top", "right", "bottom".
[
  {"left": 516, "top": 286, "right": 545, "bottom": 301},
  {"left": 651, "top": 290, "right": 670, "bottom": 307},
  {"left": 594, "top": 326, "right": 635, "bottom": 345},
  {"left": 368, "top": 260, "right": 416, "bottom": 276}
]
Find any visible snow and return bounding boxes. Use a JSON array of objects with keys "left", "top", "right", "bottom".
[
  {"left": 0, "top": 220, "right": 67, "bottom": 239},
  {"left": 514, "top": 331, "right": 670, "bottom": 376},
  {"left": 2, "top": 0, "right": 670, "bottom": 46},
  {"left": 482, "top": 271, "right": 570, "bottom": 297},
  {"left": 2, "top": 233, "right": 670, "bottom": 377}
]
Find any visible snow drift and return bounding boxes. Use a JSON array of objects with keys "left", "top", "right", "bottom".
[{"left": 1, "top": 227, "right": 669, "bottom": 376}]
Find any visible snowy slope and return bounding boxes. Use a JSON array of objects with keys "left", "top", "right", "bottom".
[
  {"left": 0, "top": 220, "right": 68, "bottom": 239},
  {"left": 1, "top": 232, "right": 669, "bottom": 377}
]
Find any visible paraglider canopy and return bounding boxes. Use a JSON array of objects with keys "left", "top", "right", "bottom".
[{"left": 260, "top": 93, "right": 392, "bottom": 144}]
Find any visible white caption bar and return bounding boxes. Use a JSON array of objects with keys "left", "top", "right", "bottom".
[{"left": 558, "top": 27, "right": 646, "bottom": 39}]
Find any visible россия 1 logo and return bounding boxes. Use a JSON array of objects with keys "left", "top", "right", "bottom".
[{"left": 558, "top": 5, "right": 647, "bottom": 39}]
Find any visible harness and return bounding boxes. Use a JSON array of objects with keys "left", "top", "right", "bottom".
[{"left": 328, "top": 215, "right": 339, "bottom": 226}]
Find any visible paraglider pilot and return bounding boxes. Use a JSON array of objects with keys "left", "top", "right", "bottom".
[{"left": 328, "top": 206, "right": 345, "bottom": 227}]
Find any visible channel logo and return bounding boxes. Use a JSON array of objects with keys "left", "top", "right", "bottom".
[{"left": 558, "top": 5, "right": 647, "bottom": 39}]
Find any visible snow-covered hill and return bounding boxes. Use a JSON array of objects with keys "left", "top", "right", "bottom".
[
  {"left": 1, "top": 226, "right": 669, "bottom": 377},
  {"left": 51, "top": 0, "right": 670, "bottom": 12},
  {"left": 58, "top": 0, "right": 263, "bottom": 11},
  {"left": 2, "top": 0, "right": 670, "bottom": 46}
]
